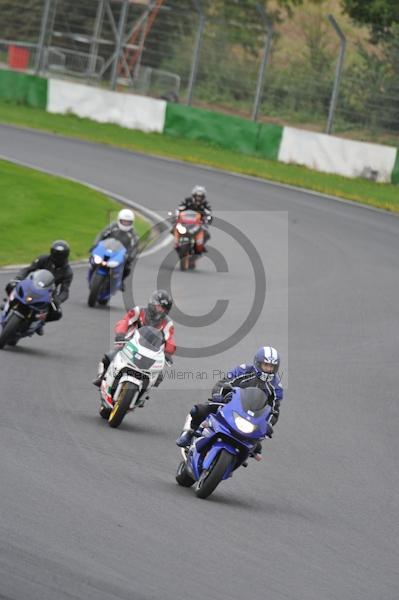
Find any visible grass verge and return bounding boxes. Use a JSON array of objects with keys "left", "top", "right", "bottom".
[
  {"left": 0, "top": 158, "right": 150, "bottom": 266},
  {"left": 0, "top": 101, "right": 398, "bottom": 213}
]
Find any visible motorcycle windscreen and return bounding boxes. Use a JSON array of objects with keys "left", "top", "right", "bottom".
[
  {"left": 137, "top": 326, "right": 164, "bottom": 351},
  {"left": 179, "top": 210, "right": 201, "bottom": 224},
  {"left": 31, "top": 269, "right": 55, "bottom": 290},
  {"left": 101, "top": 238, "right": 125, "bottom": 254},
  {"left": 238, "top": 387, "right": 269, "bottom": 417}
]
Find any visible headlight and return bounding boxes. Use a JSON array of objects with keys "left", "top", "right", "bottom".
[
  {"left": 26, "top": 296, "right": 33, "bottom": 303},
  {"left": 107, "top": 260, "right": 119, "bottom": 268},
  {"left": 233, "top": 412, "right": 256, "bottom": 434},
  {"left": 93, "top": 255, "right": 103, "bottom": 264},
  {"left": 176, "top": 223, "right": 187, "bottom": 234}
]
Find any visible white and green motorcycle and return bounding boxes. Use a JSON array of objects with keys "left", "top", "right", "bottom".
[{"left": 99, "top": 326, "right": 166, "bottom": 428}]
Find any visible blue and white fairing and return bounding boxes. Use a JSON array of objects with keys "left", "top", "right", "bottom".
[
  {"left": 88, "top": 238, "right": 127, "bottom": 299},
  {"left": 187, "top": 387, "right": 272, "bottom": 482}
]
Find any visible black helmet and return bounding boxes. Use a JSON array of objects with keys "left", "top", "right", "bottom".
[
  {"left": 50, "top": 240, "right": 70, "bottom": 266},
  {"left": 147, "top": 289, "right": 172, "bottom": 324}
]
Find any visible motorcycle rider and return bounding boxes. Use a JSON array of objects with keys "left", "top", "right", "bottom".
[
  {"left": 91, "top": 208, "right": 139, "bottom": 289},
  {"left": 4, "top": 240, "right": 73, "bottom": 334},
  {"left": 176, "top": 346, "right": 283, "bottom": 460},
  {"left": 93, "top": 289, "right": 176, "bottom": 388},
  {"left": 172, "top": 186, "right": 212, "bottom": 251}
]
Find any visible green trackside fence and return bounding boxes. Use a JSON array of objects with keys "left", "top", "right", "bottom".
[
  {"left": 0, "top": 70, "right": 47, "bottom": 109},
  {"left": 164, "top": 103, "right": 283, "bottom": 161},
  {"left": 392, "top": 151, "right": 399, "bottom": 185},
  {"left": 1, "top": 69, "right": 399, "bottom": 185}
]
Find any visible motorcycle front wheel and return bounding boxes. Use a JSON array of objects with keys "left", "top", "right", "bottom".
[
  {"left": 180, "top": 255, "right": 190, "bottom": 271},
  {"left": 108, "top": 382, "right": 139, "bottom": 428},
  {"left": 0, "top": 312, "right": 24, "bottom": 349},
  {"left": 88, "top": 272, "right": 108, "bottom": 307},
  {"left": 195, "top": 449, "right": 234, "bottom": 499}
]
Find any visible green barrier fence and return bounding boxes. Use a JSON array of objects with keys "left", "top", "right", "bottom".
[
  {"left": 391, "top": 150, "right": 399, "bottom": 185},
  {"left": 164, "top": 103, "right": 283, "bottom": 160},
  {"left": 256, "top": 123, "right": 284, "bottom": 161},
  {"left": 0, "top": 70, "right": 47, "bottom": 109}
]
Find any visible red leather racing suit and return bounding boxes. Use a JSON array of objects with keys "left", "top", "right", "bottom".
[{"left": 115, "top": 306, "right": 176, "bottom": 357}]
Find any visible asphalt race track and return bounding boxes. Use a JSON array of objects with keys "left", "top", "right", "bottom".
[{"left": 0, "top": 125, "right": 398, "bottom": 600}]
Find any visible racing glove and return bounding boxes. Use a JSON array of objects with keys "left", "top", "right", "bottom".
[
  {"left": 5, "top": 280, "right": 19, "bottom": 296},
  {"left": 114, "top": 333, "right": 126, "bottom": 348}
]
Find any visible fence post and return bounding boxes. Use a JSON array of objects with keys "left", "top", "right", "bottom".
[
  {"left": 110, "top": 0, "right": 129, "bottom": 90},
  {"left": 326, "top": 15, "right": 346, "bottom": 135},
  {"left": 252, "top": 4, "right": 273, "bottom": 121},
  {"left": 35, "top": 0, "right": 53, "bottom": 74},
  {"left": 133, "top": 4, "right": 152, "bottom": 82},
  {"left": 89, "top": 0, "right": 106, "bottom": 80},
  {"left": 187, "top": 0, "right": 205, "bottom": 106}
]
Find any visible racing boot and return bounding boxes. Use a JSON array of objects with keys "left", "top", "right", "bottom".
[
  {"left": 92, "top": 360, "right": 105, "bottom": 388},
  {"left": 137, "top": 393, "right": 150, "bottom": 407}
]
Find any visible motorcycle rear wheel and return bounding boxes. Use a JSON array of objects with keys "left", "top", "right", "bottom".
[
  {"left": 0, "top": 313, "right": 24, "bottom": 349},
  {"left": 108, "top": 382, "right": 139, "bottom": 428},
  {"left": 195, "top": 449, "right": 234, "bottom": 499}
]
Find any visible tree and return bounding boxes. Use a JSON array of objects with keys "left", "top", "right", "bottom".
[
  {"left": 341, "top": 0, "right": 399, "bottom": 41},
  {"left": 339, "top": 23, "right": 399, "bottom": 131},
  {"left": 0, "top": 0, "right": 44, "bottom": 41}
]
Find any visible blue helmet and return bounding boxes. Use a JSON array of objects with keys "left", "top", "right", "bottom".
[{"left": 254, "top": 346, "right": 280, "bottom": 382}]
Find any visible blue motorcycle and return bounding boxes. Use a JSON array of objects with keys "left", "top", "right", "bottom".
[
  {"left": 0, "top": 269, "right": 55, "bottom": 349},
  {"left": 176, "top": 387, "right": 272, "bottom": 499},
  {"left": 87, "top": 238, "right": 127, "bottom": 307}
]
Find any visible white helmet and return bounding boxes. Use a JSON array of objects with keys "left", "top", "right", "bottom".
[
  {"left": 117, "top": 208, "right": 135, "bottom": 232},
  {"left": 191, "top": 185, "right": 207, "bottom": 202}
]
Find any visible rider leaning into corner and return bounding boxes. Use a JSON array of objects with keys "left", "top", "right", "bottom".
[
  {"left": 3, "top": 240, "right": 73, "bottom": 335},
  {"left": 172, "top": 185, "right": 213, "bottom": 249},
  {"left": 93, "top": 289, "right": 176, "bottom": 388},
  {"left": 91, "top": 208, "right": 139, "bottom": 290},
  {"left": 176, "top": 346, "right": 284, "bottom": 461}
]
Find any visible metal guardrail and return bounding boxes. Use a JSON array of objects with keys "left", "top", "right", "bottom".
[
  {"left": 118, "top": 65, "right": 180, "bottom": 99},
  {"left": 44, "top": 46, "right": 105, "bottom": 79}
]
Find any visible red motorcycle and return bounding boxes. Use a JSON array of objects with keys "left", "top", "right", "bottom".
[{"left": 172, "top": 209, "right": 206, "bottom": 271}]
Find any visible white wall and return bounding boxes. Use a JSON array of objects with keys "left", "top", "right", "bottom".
[
  {"left": 48, "top": 79, "right": 167, "bottom": 133},
  {"left": 278, "top": 127, "right": 397, "bottom": 183}
]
